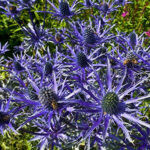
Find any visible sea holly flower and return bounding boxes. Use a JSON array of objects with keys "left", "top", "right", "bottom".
[
  {"left": 95, "top": 0, "right": 120, "bottom": 16},
  {"left": 129, "top": 31, "right": 137, "bottom": 49},
  {"left": 58, "top": 45, "right": 107, "bottom": 82},
  {"left": 0, "top": 42, "right": 9, "bottom": 55},
  {"left": 74, "top": 58, "right": 150, "bottom": 146},
  {"left": 29, "top": 117, "right": 72, "bottom": 150},
  {"left": 2, "top": 52, "right": 31, "bottom": 75},
  {"left": 22, "top": 23, "right": 50, "bottom": 51},
  {"left": 38, "top": 0, "right": 80, "bottom": 20},
  {"left": 11, "top": 66, "right": 82, "bottom": 130},
  {"left": 68, "top": 20, "right": 115, "bottom": 48},
  {"left": 25, "top": 47, "right": 64, "bottom": 80}
]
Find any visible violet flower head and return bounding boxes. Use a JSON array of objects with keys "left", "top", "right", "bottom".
[
  {"left": 74, "top": 58, "right": 150, "bottom": 147},
  {"left": 22, "top": 23, "right": 50, "bottom": 50},
  {"left": 39, "top": 0, "right": 80, "bottom": 20},
  {"left": 68, "top": 20, "right": 115, "bottom": 48}
]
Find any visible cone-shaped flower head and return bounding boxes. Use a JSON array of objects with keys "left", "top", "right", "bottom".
[
  {"left": 83, "top": 27, "right": 96, "bottom": 45},
  {"left": 38, "top": 87, "right": 59, "bottom": 110},
  {"left": 101, "top": 3, "right": 109, "bottom": 13},
  {"left": 59, "top": 0, "right": 71, "bottom": 16},
  {"left": 129, "top": 31, "right": 137, "bottom": 49},
  {"left": 77, "top": 52, "right": 89, "bottom": 68},
  {"left": 44, "top": 62, "right": 53, "bottom": 76},
  {"left": 102, "top": 92, "right": 119, "bottom": 115}
]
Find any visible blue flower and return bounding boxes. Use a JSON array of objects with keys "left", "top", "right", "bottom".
[
  {"left": 22, "top": 23, "right": 50, "bottom": 50},
  {"left": 68, "top": 20, "right": 115, "bottom": 48},
  {"left": 74, "top": 58, "right": 150, "bottom": 146},
  {"left": 38, "top": 0, "right": 80, "bottom": 20}
]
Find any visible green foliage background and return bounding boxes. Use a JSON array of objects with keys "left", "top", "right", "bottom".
[{"left": 0, "top": 0, "right": 149, "bottom": 149}]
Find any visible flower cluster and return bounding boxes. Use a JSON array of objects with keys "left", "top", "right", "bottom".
[{"left": 0, "top": 0, "right": 150, "bottom": 149}]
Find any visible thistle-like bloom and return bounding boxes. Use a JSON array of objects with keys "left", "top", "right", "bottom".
[
  {"left": 68, "top": 20, "right": 115, "bottom": 48},
  {"left": 74, "top": 58, "right": 150, "bottom": 146},
  {"left": 30, "top": 117, "right": 70, "bottom": 150},
  {"left": 95, "top": 0, "right": 120, "bottom": 16},
  {"left": 38, "top": 0, "right": 79, "bottom": 20},
  {"left": 10, "top": 63, "right": 81, "bottom": 130},
  {"left": 2, "top": 52, "right": 31, "bottom": 75},
  {"left": 0, "top": 42, "right": 9, "bottom": 55},
  {"left": 58, "top": 45, "right": 107, "bottom": 83},
  {"left": 22, "top": 23, "right": 50, "bottom": 50}
]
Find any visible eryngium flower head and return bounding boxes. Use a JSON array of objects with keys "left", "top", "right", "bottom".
[
  {"left": 59, "top": 0, "right": 71, "bottom": 16},
  {"left": 83, "top": 27, "right": 96, "bottom": 45},
  {"left": 129, "top": 31, "right": 137, "bottom": 49},
  {"left": 44, "top": 62, "right": 53, "bottom": 76},
  {"left": 75, "top": 58, "right": 150, "bottom": 144},
  {"left": 38, "top": 87, "right": 59, "bottom": 110},
  {"left": 102, "top": 92, "right": 119, "bottom": 114},
  {"left": 45, "top": 0, "right": 78, "bottom": 20},
  {"left": 101, "top": 3, "right": 109, "bottom": 13},
  {"left": 77, "top": 52, "right": 89, "bottom": 68},
  {"left": 22, "top": 23, "right": 50, "bottom": 50}
]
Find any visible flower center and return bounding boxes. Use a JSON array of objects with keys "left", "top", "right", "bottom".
[
  {"left": 14, "top": 62, "right": 24, "bottom": 71},
  {"left": 102, "top": 92, "right": 119, "bottom": 115},
  {"left": 0, "top": 112, "right": 10, "bottom": 124},
  {"left": 38, "top": 87, "right": 59, "bottom": 110},
  {"left": 101, "top": 3, "right": 109, "bottom": 13},
  {"left": 59, "top": 1, "right": 71, "bottom": 16},
  {"left": 44, "top": 62, "right": 53, "bottom": 76},
  {"left": 83, "top": 27, "right": 96, "bottom": 45},
  {"left": 77, "top": 52, "right": 89, "bottom": 68}
]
